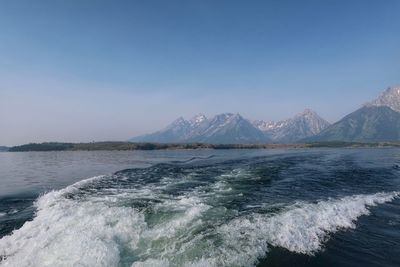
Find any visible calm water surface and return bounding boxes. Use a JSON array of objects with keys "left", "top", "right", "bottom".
[{"left": 0, "top": 148, "right": 399, "bottom": 267}]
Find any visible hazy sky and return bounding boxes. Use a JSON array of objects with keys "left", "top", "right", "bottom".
[{"left": 1, "top": 0, "right": 400, "bottom": 145}]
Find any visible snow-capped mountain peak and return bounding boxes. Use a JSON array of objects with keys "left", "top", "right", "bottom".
[
  {"left": 253, "top": 109, "right": 330, "bottom": 143},
  {"left": 191, "top": 113, "right": 266, "bottom": 143},
  {"left": 368, "top": 86, "right": 400, "bottom": 112}
]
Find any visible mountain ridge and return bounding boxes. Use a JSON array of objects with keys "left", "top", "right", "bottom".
[
  {"left": 130, "top": 110, "right": 329, "bottom": 144},
  {"left": 253, "top": 109, "right": 330, "bottom": 143},
  {"left": 130, "top": 113, "right": 269, "bottom": 144}
]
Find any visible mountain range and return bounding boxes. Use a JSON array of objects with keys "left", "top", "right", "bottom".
[
  {"left": 130, "top": 86, "right": 400, "bottom": 144},
  {"left": 130, "top": 110, "right": 330, "bottom": 144},
  {"left": 130, "top": 113, "right": 268, "bottom": 144}
]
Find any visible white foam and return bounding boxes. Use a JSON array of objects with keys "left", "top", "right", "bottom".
[
  {"left": 0, "top": 175, "right": 146, "bottom": 267},
  {"left": 142, "top": 196, "right": 210, "bottom": 240},
  {"left": 0, "top": 213, "right": 6, "bottom": 218},
  {"left": 263, "top": 192, "right": 399, "bottom": 254},
  {"left": 0, "top": 191, "right": 146, "bottom": 267},
  {"left": 0, "top": 169, "right": 398, "bottom": 267},
  {"left": 0, "top": 174, "right": 210, "bottom": 267},
  {"left": 211, "top": 191, "right": 400, "bottom": 266},
  {"left": 126, "top": 192, "right": 400, "bottom": 267},
  {"left": 131, "top": 258, "right": 169, "bottom": 267}
]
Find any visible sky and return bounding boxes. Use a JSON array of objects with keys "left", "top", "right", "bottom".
[{"left": 1, "top": 0, "right": 400, "bottom": 146}]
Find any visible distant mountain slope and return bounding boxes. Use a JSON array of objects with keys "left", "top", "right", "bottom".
[
  {"left": 306, "top": 106, "right": 400, "bottom": 142},
  {"left": 0, "top": 146, "right": 9, "bottom": 152},
  {"left": 130, "top": 113, "right": 269, "bottom": 144},
  {"left": 129, "top": 117, "right": 192, "bottom": 143},
  {"left": 254, "top": 109, "right": 330, "bottom": 143}
]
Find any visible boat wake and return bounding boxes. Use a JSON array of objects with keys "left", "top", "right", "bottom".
[{"left": 0, "top": 164, "right": 398, "bottom": 267}]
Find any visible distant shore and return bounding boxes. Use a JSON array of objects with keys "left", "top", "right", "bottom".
[{"left": 4, "top": 141, "right": 400, "bottom": 152}]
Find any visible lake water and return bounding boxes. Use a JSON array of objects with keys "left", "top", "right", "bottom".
[{"left": 0, "top": 148, "right": 399, "bottom": 266}]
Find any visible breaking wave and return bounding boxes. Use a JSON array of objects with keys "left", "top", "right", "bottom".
[
  {"left": 215, "top": 191, "right": 399, "bottom": 266},
  {"left": 0, "top": 163, "right": 398, "bottom": 267}
]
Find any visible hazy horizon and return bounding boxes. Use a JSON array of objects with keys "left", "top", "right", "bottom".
[{"left": 1, "top": 0, "right": 400, "bottom": 146}]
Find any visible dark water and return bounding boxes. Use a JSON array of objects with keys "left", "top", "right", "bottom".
[{"left": 0, "top": 148, "right": 399, "bottom": 266}]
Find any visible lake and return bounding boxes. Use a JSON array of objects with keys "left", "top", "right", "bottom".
[{"left": 0, "top": 148, "right": 399, "bottom": 267}]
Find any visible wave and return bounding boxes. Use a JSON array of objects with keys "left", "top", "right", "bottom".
[
  {"left": 0, "top": 169, "right": 398, "bottom": 267},
  {"left": 213, "top": 191, "right": 399, "bottom": 266},
  {"left": 169, "top": 155, "right": 217, "bottom": 164}
]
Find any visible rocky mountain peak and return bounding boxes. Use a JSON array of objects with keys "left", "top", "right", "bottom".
[
  {"left": 210, "top": 113, "right": 235, "bottom": 124},
  {"left": 297, "top": 108, "right": 317, "bottom": 117},
  {"left": 369, "top": 86, "right": 400, "bottom": 112},
  {"left": 253, "top": 110, "right": 330, "bottom": 142}
]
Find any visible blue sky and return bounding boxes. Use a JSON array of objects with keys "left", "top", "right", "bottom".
[{"left": 1, "top": 0, "right": 399, "bottom": 145}]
